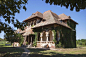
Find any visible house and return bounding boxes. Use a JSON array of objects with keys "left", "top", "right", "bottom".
[{"left": 16, "top": 10, "right": 78, "bottom": 48}]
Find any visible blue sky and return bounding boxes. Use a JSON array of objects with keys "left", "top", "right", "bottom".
[{"left": 0, "top": 0, "right": 86, "bottom": 40}]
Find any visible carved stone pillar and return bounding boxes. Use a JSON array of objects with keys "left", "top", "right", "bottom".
[
  {"left": 36, "top": 19, "right": 38, "bottom": 24},
  {"left": 58, "top": 32, "right": 60, "bottom": 41},
  {"left": 52, "top": 31, "right": 54, "bottom": 40},
  {"left": 33, "top": 21, "right": 34, "bottom": 26},
  {"left": 28, "top": 36, "right": 29, "bottom": 44},
  {"left": 30, "top": 22, "right": 31, "bottom": 27},
  {"left": 46, "top": 32, "right": 49, "bottom": 41},
  {"left": 31, "top": 36, "right": 32, "bottom": 43},
  {"left": 40, "top": 33, "right": 43, "bottom": 41},
  {"left": 23, "top": 36, "right": 27, "bottom": 45}
]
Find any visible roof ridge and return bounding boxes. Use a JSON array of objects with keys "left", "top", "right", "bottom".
[
  {"left": 50, "top": 11, "right": 60, "bottom": 22},
  {"left": 35, "top": 11, "right": 43, "bottom": 14},
  {"left": 49, "top": 10, "right": 56, "bottom": 22},
  {"left": 43, "top": 10, "right": 52, "bottom": 14},
  {"left": 59, "top": 13, "right": 69, "bottom": 17}
]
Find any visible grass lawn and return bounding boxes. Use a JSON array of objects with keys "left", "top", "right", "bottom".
[
  {"left": 0, "top": 47, "right": 24, "bottom": 57},
  {"left": 0, "top": 40, "right": 12, "bottom": 47},
  {"left": 77, "top": 44, "right": 86, "bottom": 48},
  {"left": 28, "top": 47, "right": 86, "bottom": 57}
]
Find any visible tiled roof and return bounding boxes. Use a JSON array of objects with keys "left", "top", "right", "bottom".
[
  {"left": 19, "top": 30, "right": 25, "bottom": 33},
  {"left": 32, "top": 10, "right": 71, "bottom": 29},
  {"left": 23, "top": 11, "right": 43, "bottom": 22},
  {"left": 14, "top": 29, "right": 21, "bottom": 33},
  {"left": 23, "top": 10, "right": 78, "bottom": 30},
  {"left": 58, "top": 13, "right": 69, "bottom": 20},
  {"left": 23, "top": 27, "right": 34, "bottom": 36},
  {"left": 58, "top": 13, "right": 78, "bottom": 24}
]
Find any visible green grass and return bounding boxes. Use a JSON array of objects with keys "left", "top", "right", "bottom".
[
  {"left": 28, "top": 48, "right": 86, "bottom": 57},
  {"left": 0, "top": 47, "right": 24, "bottom": 57},
  {"left": 0, "top": 41, "right": 24, "bottom": 57},
  {"left": 77, "top": 44, "right": 86, "bottom": 48},
  {"left": 0, "top": 40, "right": 12, "bottom": 47}
]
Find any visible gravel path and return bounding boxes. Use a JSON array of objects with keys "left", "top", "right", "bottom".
[{"left": 20, "top": 47, "right": 30, "bottom": 57}]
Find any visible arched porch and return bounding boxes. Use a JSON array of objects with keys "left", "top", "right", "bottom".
[{"left": 37, "top": 30, "right": 55, "bottom": 48}]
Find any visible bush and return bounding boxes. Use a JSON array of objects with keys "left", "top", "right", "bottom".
[
  {"left": 79, "top": 42, "right": 82, "bottom": 45},
  {"left": 26, "top": 42, "right": 28, "bottom": 45},
  {"left": 33, "top": 41, "right": 36, "bottom": 47},
  {"left": 56, "top": 42, "right": 62, "bottom": 48}
]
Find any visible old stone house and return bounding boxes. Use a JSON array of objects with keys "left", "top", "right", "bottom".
[{"left": 16, "top": 10, "right": 78, "bottom": 48}]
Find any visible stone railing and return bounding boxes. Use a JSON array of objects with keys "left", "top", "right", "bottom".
[
  {"left": 37, "top": 41, "right": 54, "bottom": 44},
  {"left": 37, "top": 41, "right": 55, "bottom": 48}
]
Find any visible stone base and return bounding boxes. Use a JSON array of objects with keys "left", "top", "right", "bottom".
[{"left": 37, "top": 41, "right": 55, "bottom": 48}]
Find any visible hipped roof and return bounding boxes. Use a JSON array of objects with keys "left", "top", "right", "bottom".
[
  {"left": 23, "top": 10, "right": 78, "bottom": 29},
  {"left": 58, "top": 13, "right": 78, "bottom": 24},
  {"left": 23, "top": 27, "right": 34, "bottom": 36},
  {"left": 32, "top": 10, "right": 71, "bottom": 29},
  {"left": 23, "top": 11, "right": 43, "bottom": 22}
]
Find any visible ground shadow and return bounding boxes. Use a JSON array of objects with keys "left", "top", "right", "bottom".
[
  {"left": 29, "top": 53, "right": 86, "bottom": 57},
  {"left": 0, "top": 47, "right": 24, "bottom": 57},
  {"left": 28, "top": 48, "right": 86, "bottom": 57}
]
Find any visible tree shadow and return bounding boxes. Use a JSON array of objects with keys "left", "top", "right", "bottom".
[
  {"left": 28, "top": 48, "right": 49, "bottom": 53},
  {"left": 0, "top": 47, "right": 24, "bottom": 57},
  {"left": 28, "top": 48, "right": 86, "bottom": 57},
  {"left": 29, "top": 53, "right": 86, "bottom": 57}
]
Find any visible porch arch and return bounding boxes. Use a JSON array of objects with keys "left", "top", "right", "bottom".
[
  {"left": 49, "top": 30, "right": 53, "bottom": 41},
  {"left": 42, "top": 31, "right": 46, "bottom": 41},
  {"left": 57, "top": 30, "right": 60, "bottom": 41}
]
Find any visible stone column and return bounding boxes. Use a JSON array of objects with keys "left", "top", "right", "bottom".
[
  {"left": 36, "top": 19, "right": 37, "bottom": 24},
  {"left": 35, "top": 20, "right": 36, "bottom": 25},
  {"left": 58, "top": 32, "right": 60, "bottom": 41},
  {"left": 33, "top": 21, "right": 34, "bottom": 26},
  {"left": 52, "top": 31, "right": 54, "bottom": 40},
  {"left": 28, "top": 36, "right": 29, "bottom": 44},
  {"left": 40, "top": 33, "right": 43, "bottom": 41},
  {"left": 23, "top": 36, "right": 27, "bottom": 45},
  {"left": 31, "top": 36, "right": 32, "bottom": 43},
  {"left": 30, "top": 22, "right": 31, "bottom": 27},
  {"left": 46, "top": 32, "right": 49, "bottom": 41}
]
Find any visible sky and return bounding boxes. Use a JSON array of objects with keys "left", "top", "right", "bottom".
[{"left": 0, "top": 0, "right": 86, "bottom": 40}]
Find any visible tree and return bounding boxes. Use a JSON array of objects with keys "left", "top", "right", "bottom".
[
  {"left": 43, "top": 0, "right": 86, "bottom": 12},
  {"left": 0, "top": 38, "right": 3, "bottom": 41},
  {"left": 4, "top": 33, "right": 24, "bottom": 44},
  {"left": 0, "top": 0, "right": 28, "bottom": 36},
  {"left": 0, "top": 0, "right": 86, "bottom": 37}
]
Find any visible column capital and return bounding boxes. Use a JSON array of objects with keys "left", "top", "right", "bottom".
[
  {"left": 52, "top": 31, "right": 54, "bottom": 36},
  {"left": 40, "top": 32, "right": 43, "bottom": 37},
  {"left": 46, "top": 32, "right": 49, "bottom": 37},
  {"left": 40, "top": 32, "right": 43, "bottom": 41},
  {"left": 46, "top": 32, "right": 49, "bottom": 41}
]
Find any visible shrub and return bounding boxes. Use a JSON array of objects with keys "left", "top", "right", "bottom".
[
  {"left": 26, "top": 42, "right": 28, "bottom": 45},
  {"left": 33, "top": 41, "right": 36, "bottom": 47},
  {"left": 79, "top": 42, "right": 82, "bottom": 45},
  {"left": 56, "top": 42, "right": 62, "bottom": 48}
]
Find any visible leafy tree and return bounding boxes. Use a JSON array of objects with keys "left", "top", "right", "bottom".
[
  {"left": 0, "top": 38, "right": 3, "bottom": 41},
  {"left": 0, "top": 0, "right": 28, "bottom": 36},
  {"left": 4, "top": 38, "right": 7, "bottom": 41},
  {"left": 43, "top": 0, "right": 86, "bottom": 12},
  {"left": 4, "top": 33, "right": 24, "bottom": 45},
  {"left": 0, "top": 0, "right": 86, "bottom": 37},
  {"left": 76, "top": 39, "right": 86, "bottom": 46}
]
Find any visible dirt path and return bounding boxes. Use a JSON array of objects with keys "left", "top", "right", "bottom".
[{"left": 20, "top": 47, "right": 30, "bottom": 57}]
